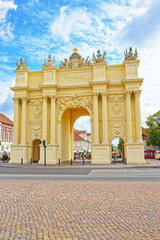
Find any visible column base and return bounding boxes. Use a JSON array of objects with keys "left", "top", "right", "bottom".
[
  {"left": 10, "top": 144, "right": 29, "bottom": 163},
  {"left": 91, "top": 143, "right": 111, "bottom": 164},
  {"left": 125, "top": 142, "right": 146, "bottom": 164},
  {"left": 39, "top": 144, "right": 58, "bottom": 165}
]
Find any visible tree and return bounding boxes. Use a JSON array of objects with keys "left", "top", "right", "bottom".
[
  {"left": 146, "top": 110, "right": 160, "bottom": 148},
  {"left": 118, "top": 138, "right": 122, "bottom": 151}
]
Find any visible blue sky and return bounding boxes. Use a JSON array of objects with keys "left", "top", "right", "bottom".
[{"left": 0, "top": 0, "right": 160, "bottom": 135}]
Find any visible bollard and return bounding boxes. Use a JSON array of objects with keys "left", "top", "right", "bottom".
[
  {"left": 114, "top": 157, "right": 116, "bottom": 164},
  {"left": 21, "top": 158, "right": 23, "bottom": 164},
  {"left": 71, "top": 158, "right": 72, "bottom": 165},
  {"left": 83, "top": 157, "right": 85, "bottom": 165},
  {"left": 58, "top": 158, "right": 60, "bottom": 165},
  {"left": 125, "top": 158, "right": 127, "bottom": 164},
  {"left": 30, "top": 158, "right": 32, "bottom": 164}
]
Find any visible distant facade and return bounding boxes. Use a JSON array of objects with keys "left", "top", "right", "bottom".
[
  {"left": 10, "top": 47, "right": 145, "bottom": 164},
  {"left": 74, "top": 129, "right": 91, "bottom": 155},
  {"left": 0, "top": 113, "right": 13, "bottom": 152}
]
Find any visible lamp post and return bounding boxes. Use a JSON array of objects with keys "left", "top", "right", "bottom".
[{"left": 43, "top": 140, "right": 47, "bottom": 166}]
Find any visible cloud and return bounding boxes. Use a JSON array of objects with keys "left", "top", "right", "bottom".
[
  {"left": 74, "top": 116, "right": 91, "bottom": 133},
  {"left": 0, "top": 0, "right": 17, "bottom": 41}
]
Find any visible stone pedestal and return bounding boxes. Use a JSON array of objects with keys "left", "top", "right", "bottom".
[
  {"left": 10, "top": 145, "right": 29, "bottom": 164},
  {"left": 39, "top": 144, "right": 58, "bottom": 165},
  {"left": 92, "top": 143, "right": 111, "bottom": 164},
  {"left": 125, "top": 142, "right": 145, "bottom": 164}
]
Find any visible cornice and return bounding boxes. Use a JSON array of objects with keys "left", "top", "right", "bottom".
[
  {"left": 58, "top": 66, "right": 92, "bottom": 73},
  {"left": 59, "top": 84, "right": 90, "bottom": 89},
  {"left": 89, "top": 81, "right": 110, "bottom": 86},
  {"left": 39, "top": 84, "right": 60, "bottom": 89},
  {"left": 10, "top": 86, "right": 30, "bottom": 91},
  {"left": 13, "top": 69, "right": 30, "bottom": 74},
  {"left": 122, "top": 78, "right": 143, "bottom": 84}
]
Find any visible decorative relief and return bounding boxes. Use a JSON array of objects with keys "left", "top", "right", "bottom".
[
  {"left": 109, "top": 121, "right": 126, "bottom": 142},
  {"left": 29, "top": 99, "right": 42, "bottom": 105},
  {"left": 43, "top": 55, "right": 55, "bottom": 67},
  {"left": 57, "top": 96, "right": 93, "bottom": 117},
  {"left": 124, "top": 47, "right": 138, "bottom": 61},
  {"left": 33, "top": 106, "right": 42, "bottom": 120},
  {"left": 16, "top": 58, "right": 28, "bottom": 70},
  {"left": 92, "top": 50, "right": 106, "bottom": 63},
  {"left": 112, "top": 102, "right": 121, "bottom": 116},
  {"left": 108, "top": 95, "right": 125, "bottom": 102},
  {"left": 29, "top": 125, "right": 42, "bottom": 142}
]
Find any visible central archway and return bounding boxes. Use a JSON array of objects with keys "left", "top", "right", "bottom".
[{"left": 61, "top": 106, "right": 91, "bottom": 162}]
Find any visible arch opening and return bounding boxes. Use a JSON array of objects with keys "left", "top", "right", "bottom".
[
  {"left": 32, "top": 139, "right": 41, "bottom": 163},
  {"left": 61, "top": 107, "right": 91, "bottom": 162},
  {"left": 111, "top": 137, "right": 125, "bottom": 163}
]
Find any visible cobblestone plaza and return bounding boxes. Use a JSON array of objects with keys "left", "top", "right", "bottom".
[{"left": 0, "top": 181, "right": 160, "bottom": 240}]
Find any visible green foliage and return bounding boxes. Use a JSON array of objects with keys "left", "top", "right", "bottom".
[
  {"left": 146, "top": 110, "right": 160, "bottom": 147},
  {"left": 118, "top": 138, "right": 122, "bottom": 151}
]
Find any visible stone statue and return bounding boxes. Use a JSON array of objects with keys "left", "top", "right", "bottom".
[
  {"left": 124, "top": 47, "right": 138, "bottom": 61},
  {"left": 43, "top": 55, "right": 55, "bottom": 67},
  {"left": 92, "top": 50, "right": 107, "bottom": 63},
  {"left": 60, "top": 48, "right": 92, "bottom": 69},
  {"left": 16, "top": 58, "right": 28, "bottom": 70}
]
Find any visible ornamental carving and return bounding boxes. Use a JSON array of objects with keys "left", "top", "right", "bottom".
[
  {"left": 43, "top": 55, "right": 55, "bottom": 67},
  {"left": 109, "top": 121, "right": 126, "bottom": 142},
  {"left": 60, "top": 47, "right": 92, "bottom": 69},
  {"left": 112, "top": 102, "right": 121, "bottom": 116},
  {"left": 92, "top": 50, "right": 106, "bottom": 63},
  {"left": 29, "top": 125, "right": 42, "bottom": 142},
  {"left": 124, "top": 47, "right": 138, "bottom": 61},
  {"left": 57, "top": 96, "right": 93, "bottom": 116},
  {"left": 16, "top": 58, "right": 28, "bottom": 70},
  {"left": 33, "top": 106, "right": 42, "bottom": 120}
]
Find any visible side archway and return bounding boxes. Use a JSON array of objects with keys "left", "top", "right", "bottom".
[{"left": 32, "top": 139, "right": 41, "bottom": 163}]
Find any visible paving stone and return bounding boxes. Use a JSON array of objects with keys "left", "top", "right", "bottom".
[{"left": 0, "top": 181, "right": 160, "bottom": 239}]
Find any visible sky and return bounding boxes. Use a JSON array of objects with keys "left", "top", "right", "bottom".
[{"left": 0, "top": 0, "right": 160, "bottom": 138}]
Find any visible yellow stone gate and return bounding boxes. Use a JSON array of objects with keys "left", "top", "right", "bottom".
[{"left": 10, "top": 47, "right": 145, "bottom": 164}]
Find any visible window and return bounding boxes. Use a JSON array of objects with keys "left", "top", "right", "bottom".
[
  {"left": 6, "top": 131, "right": 9, "bottom": 142},
  {"left": 11, "top": 132, "right": 13, "bottom": 142},
  {"left": 2, "top": 131, "right": 4, "bottom": 141}
]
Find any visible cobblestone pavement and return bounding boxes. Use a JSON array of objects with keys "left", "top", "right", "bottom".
[{"left": 0, "top": 182, "right": 160, "bottom": 240}]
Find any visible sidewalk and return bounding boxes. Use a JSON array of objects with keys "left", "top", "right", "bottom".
[{"left": 0, "top": 158, "right": 160, "bottom": 168}]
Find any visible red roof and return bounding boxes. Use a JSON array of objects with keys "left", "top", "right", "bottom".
[
  {"left": 76, "top": 130, "right": 87, "bottom": 134},
  {"left": 142, "top": 127, "right": 148, "bottom": 140},
  {"left": 74, "top": 129, "right": 85, "bottom": 141},
  {"left": 0, "top": 113, "right": 13, "bottom": 125}
]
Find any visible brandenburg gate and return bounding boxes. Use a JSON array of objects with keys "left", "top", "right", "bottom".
[{"left": 10, "top": 47, "right": 145, "bottom": 164}]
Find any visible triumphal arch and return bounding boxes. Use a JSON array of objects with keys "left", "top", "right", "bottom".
[{"left": 10, "top": 47, "right": 145, "bottom": 164}]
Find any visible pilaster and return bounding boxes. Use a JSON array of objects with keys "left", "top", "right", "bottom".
[
  {"left": 93, "top": 93, "right": 99, "bottom": 143},
  {"left": 50, "top": 96, "right": 56, "bottom": 144},
  {"left": 42, "top": 96, "right": 48, "bottom": 142},
  {"left": 135, "top": 90, "right": 142, "bottom": 142},
  {"left": 21, "top": 97, "right": 28, "bottom": 144},
  {"left": 125, "top": 91, "right": 132, "bottom": 142},
  {"left": 101, "top": 92, "right": 108, "bottom": 143},
  {"left": 13, "top": 97, "right": 19, "bottom": 144}
]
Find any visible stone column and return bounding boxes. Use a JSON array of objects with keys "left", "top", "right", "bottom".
[
  {"left": 125, "top": 91, "right": 132, "bottom": 142},
  {"left": 102, "top": 92, "right": 108, "bottom": 143},
  {"left": 57, "top": 120, "right": 61, "bottom": 160},
  {"left": 50, "top": 96, "right": 56, "bottom": 144},
  {"left": 93, "top": 93, "right": 99, "bottom": 143},
  {"left": 21, "top": 97, "right": 27, "bottom": 144},
  {"left": 135, "top": 90, "right": 142, "bottom": 142},
  {"left": 13, "top": 97, "right": 19, "bottom": 144},
  {"left": 42, "top": 96, "right": 48, "bottom": 142}
]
